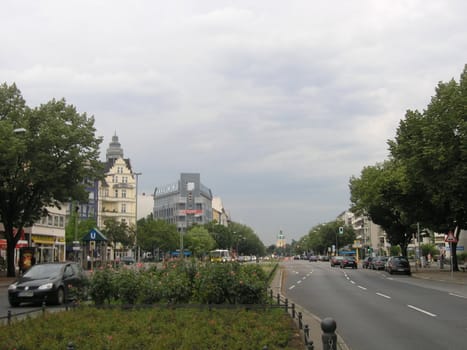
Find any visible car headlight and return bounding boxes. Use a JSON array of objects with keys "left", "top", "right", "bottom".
[
  {"left": 38, "top": 283, "right": 54, "bottom": 290},
  {"left": 8, "top": 283, "right": 17, "bottom": 291}
]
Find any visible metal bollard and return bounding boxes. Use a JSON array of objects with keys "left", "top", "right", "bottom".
[
  {"left": 304, "top": 324, "right": 314, "bottom": 350},
  {"left": 7, "top": 310, "right": 11, "bottom": 325},
  {"left": 292, "top": 303, "right": 295, "bottom": 319},
  {"left": 285, "top": 298, "right": 288, "bottom": 313},
  {"left": 298, "top": 312, "right": 303, "bottom": 329},
  {"left": 321, "top": 317, "right": 337, "bottom": 350}
]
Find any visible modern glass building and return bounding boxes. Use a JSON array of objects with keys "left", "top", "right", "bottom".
[{"left": 153, "top": 173, "right": 213, "bottom": 232}]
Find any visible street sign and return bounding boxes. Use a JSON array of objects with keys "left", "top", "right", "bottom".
[{"left": 445, "top": 231, "right": 458, "bottom": 243}]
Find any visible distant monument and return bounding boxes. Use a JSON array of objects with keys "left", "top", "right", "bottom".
[{"left": 276, "top": 230, "right": 286, "bottom": 248}]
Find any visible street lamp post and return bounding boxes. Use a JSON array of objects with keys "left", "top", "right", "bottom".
[{"left": 134, "top": 172, "right": 142, "bottom": 262}]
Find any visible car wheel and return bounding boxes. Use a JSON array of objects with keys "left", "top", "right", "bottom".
[{"left": 54, "top": 287, "right": 65, "bottom": 305}]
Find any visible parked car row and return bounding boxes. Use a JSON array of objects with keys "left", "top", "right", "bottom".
[{"left": 362, "top": 256, "right": 411, "bottom": 275}]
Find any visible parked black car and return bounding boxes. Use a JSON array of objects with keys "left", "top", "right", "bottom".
[
  {"left": 385, "top": 256, "right": 411, "bottom": 275},
  {"left": 340, "top": 257, "right": 357, "bottom": 269},
  {"left": 8, "top": 262, "right": 88, "bottom": 307}
]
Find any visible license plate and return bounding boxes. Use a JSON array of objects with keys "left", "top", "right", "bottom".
[
  {"left": 19, "top": 291, "right": 34, "bottom": 297},
  {"left": 397, "top": 269, "right": 405, "bottom": 272}
]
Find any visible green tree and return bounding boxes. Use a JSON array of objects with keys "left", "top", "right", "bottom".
[
  {"left": 0, "top": 83, "right": 102, "bottom": 276},
  {"left": 137, "top": 217, "right": 178, "bottom": 257},
  {"left": 184, "top": 226, "right": 215, "bottom": 258},
  {"left": 349, "top": 161, "right": 418, "bottom": 256},
  {"left": 102, "top": 219, "right": 133, "bottom": 260},
  {"left": 388, "top": 65, "right": 467, "bottom": 268}
]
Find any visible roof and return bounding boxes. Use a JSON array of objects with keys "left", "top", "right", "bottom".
[{"left": 82, "top": 228, "right": 108, "bottom": 242}]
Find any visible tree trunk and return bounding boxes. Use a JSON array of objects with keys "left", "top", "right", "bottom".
[{"left": 6, "top": 242, "right": 17, "bottom": 277}]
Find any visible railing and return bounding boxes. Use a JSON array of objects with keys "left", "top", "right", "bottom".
[
  {"left": 267, "top": 289, "right": 341, "bottom": 350},
  {"left": 0, "top": 301, "right": 78, "bottom": 326}
]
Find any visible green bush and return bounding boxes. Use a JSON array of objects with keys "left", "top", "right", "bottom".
[
  {"left": 159, "top": 262, "right": 193, "bottom": 303},
  {"left": 234, "top": 264, "right": 268, "bottom": 304},
  {"left": 88, "top": 261, "right": 271, "bottom": 305},
  {"left": 89, "top": 268, "right": 115, "bottom": 305},
  {"left": 113, "top": 269, "right": 142, "bottom": 304},
  {"left": 192, "top": 262, "right": 240, "bottom": 304}
]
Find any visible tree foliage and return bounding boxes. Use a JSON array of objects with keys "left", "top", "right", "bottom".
[
  {"left": 0, "top": 83, "right": 103, "bottom": 276},
  {"left": 184, "top": 226, "right": 215, "bottom": 257},
  {"left": 388, "top": 65, "right": 467, "bottom": 268},
  {"left": 136, "top": 217, "right": 179, "bottom": 254}
]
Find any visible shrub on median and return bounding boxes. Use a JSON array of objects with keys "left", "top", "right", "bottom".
[{"left": 88, "top": 261, "right": 269, "bottom": 305}]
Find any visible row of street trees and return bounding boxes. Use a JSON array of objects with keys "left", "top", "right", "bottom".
[
  {"left": 136, "top": 216, "right": 266, "bottom": 259},
  {"left": 294, "top": 220, "right": 356, "bottom": 256},
  {"left": 349, "top": 65, "right": 467, "bottom": 270}
]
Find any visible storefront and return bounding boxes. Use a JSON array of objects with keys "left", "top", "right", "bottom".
[{"left": 31, "top": 234, "right": 65, "bottom": 263}]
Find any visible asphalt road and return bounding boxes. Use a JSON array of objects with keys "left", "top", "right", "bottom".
[{"left": 283, "top": 260, "right": 467, "bottom": 350}]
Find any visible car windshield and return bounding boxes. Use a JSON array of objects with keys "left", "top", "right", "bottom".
[{"left": 23, "top": 264, "right": 62, "bottom": 279}]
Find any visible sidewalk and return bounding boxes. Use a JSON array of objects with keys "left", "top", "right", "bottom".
[{"left": 411, "top": 265, "right": 467, "bottom": 285}]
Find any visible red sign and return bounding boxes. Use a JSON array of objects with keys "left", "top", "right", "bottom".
[
  {"left": 0, "top": 239, "right": 29, "bottom": 249},
  {"left": 445, "top": 231, "right": 458, "bottom": 243},
  {"left": 181, "top": 210, "right": 203, "bottom": 215}
]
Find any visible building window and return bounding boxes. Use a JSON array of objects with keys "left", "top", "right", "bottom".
[
  {"left": 122, "top": 189, "right": 127, "bottom": 198},
  {"left": 59, "top": 216, "right": 64, "bottom": 227},
  {"left": 104, "top": 189, "right": 109, "bottom": 197},
  {"left": 117, "top": 167, "right": 123, "bottom": 174},
  {"left": 115, "top": 189, "right": 118, "bottom": 198},
  {"left": 121, "top": 203, "right": 126, "bottom": 213},
  {"left": 54, "top": 215, "right": 59, "bottom": 227},
  {"left": 48, "top": 215, "right": 53, "bottom": 226},
  {"left": 122, "top": 176, "right": 128, "bottom": 183}
]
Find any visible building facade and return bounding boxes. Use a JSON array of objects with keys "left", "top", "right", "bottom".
[
  {"left": 212, "top": 196, "right": 230, "bottom": 226},
  {"left": 97, "top": 134, "right": 139, "bottom": 230},
  {"left": 153, "top": 173, "right": 213, "bottom": 232},
  {"left": 0, "top": 205, "right": 67, "bottom": 266}
]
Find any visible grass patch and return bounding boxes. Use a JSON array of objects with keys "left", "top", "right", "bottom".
[{"left": 1, "top": 306, "right": 304, "bottom": 350}]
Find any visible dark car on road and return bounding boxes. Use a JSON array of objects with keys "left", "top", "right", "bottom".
[
  {"left": 385, "top": 256, "right": 411, "bottom": 275},
  {"left": 8, "top": 262, "right": 88, "bottom": 307},
  {"left": 308, "top": 255, "right": 318, "bottom": 262},
  {"left": 330, "top": 256, "right": 344, "bottom": 267},
  {"left": 340, "top": 257, "right": 357, "bottom": 269},
  {"left": 370, "top": 256, "right": 388, "bottom": 270}
]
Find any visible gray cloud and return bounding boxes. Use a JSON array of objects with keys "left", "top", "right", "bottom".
[{"left": 2, "top": 0, "right": 466, "bottom": 244}]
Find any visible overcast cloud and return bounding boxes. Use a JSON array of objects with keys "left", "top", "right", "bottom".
[{"left": 2, "top": 0, "right": 466, "bottom": 245}]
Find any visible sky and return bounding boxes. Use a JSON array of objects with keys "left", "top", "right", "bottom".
[{"left": 2, "top": 1, "right": 466, "bottom": 245}]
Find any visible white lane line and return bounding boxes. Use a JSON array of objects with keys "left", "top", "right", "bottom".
[
  {"left": 358, "top": 286, "right": 367, "bottom": 290},
  {"left": 376, "top": 292, "right": 391, "bottom": 299},
  {"left": 407, "top": 304, "right": 437, "bottom": 317},
  {"left": 302, "top": 277, "right": 306, "bottom": 280},
  {"left": 289, "top": 285, "right": 295, "bottom": 290},
  {"left": 297, "top": 280, "right": 302, "bottom": 284},
  {"left": 449, "top": 292, "right": 467, "bottom": 299},
  {"left": 350, "top": 280, "right": 356, "bottom": 284}
]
